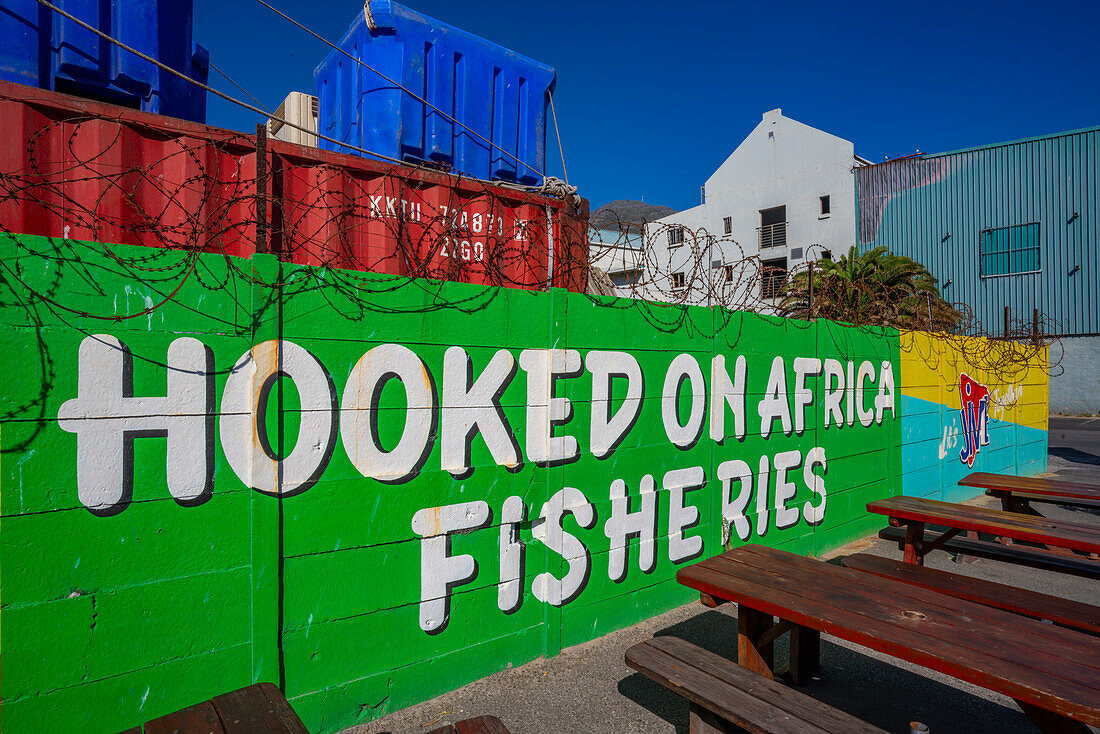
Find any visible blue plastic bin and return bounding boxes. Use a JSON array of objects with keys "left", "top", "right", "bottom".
[
  {"left": 0, "top": 0, "right": 209, "bottom": 123},
  {"left": 314, "top": 1, "right": 555, "bottom": 185}
]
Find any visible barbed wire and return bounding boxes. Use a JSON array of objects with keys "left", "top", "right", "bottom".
[
  {"left": 589, "top": 213, "right": 1060, "bottom": 384},
  {"left": 0, "top": 111, "right": 1058, "bottom": 399}
]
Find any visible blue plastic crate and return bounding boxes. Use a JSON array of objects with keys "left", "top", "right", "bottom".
[
  {"left": 0, "top": 0, "right": 209, "bottom": 123},
  {"left": 314, "top": 1, "right": 555, "bottom": 185}
]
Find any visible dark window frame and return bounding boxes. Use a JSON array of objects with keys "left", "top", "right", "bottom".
[
  {"left": 760, "top": 257, "right": 787, "bottom": 299},
  {"left": 979, "top": 222, "right": 1041, "bottom": 278}
]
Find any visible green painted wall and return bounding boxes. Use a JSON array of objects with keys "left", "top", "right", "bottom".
[{"left": 1, "top": 234, "right": 906, "bottom": 732}]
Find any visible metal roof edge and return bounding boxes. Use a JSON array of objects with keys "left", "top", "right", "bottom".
[{"left": 926, "top": 123, "right": 1100, "bottom": 158}]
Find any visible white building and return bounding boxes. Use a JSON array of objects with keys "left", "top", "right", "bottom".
[{"left": 617, "top": 109, "right": 868, "bottom": 308}]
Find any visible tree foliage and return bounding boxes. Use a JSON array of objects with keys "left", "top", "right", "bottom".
[{"left": 777, "top": 246, "right": 960, "bottom": 331}]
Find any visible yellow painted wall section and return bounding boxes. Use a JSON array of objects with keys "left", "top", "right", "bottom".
[{"left": 899, "top": 330, "right": 1049, "bottom": 431}]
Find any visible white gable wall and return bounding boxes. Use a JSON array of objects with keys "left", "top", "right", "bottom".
[{"left": 639, "top": 109, "right": 859, "bottom": 309}]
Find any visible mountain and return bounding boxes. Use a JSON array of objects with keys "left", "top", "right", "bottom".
[{"left": 590, "top": 199, "right": 677, "bottom": 233}]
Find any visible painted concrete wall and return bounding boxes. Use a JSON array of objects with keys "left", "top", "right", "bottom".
[
  {"left": 0, "top": 233, "right": 1047, "bottom": 734},
  {"left": 638, "top": 109, "right": 861, "bottom": 307},
  {"left": 1049, "top": 335, "right": 1100, "bottom": 415},
  {"left": 898, "top": 331, "right": 1048, "bottom": 502}
]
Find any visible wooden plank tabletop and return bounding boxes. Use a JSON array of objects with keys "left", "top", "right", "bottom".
[
  {"left": 959, "top": 472, "right": 1100, "bottom": 501},
  {"left": 677, "top": 544, "right": 1100, "bottom": 725},
  {"left": 841, "top": 553, "right": 1100, "bottom": 634},
  {"left": 867, "top": 495, "right": 1100, "bottom": 554}
]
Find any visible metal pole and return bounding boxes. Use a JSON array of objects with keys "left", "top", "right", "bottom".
[
  {"left": 545, "top": 205, "right": 555, "bottom": 291},
  {"left": 1032, "top": 308, "right": 1040, "bottom": 341},
  {"left": 1004, "top": 305, "right": 1011, "bottom": 339},
  {"left": 925, "top": 291, "right": 934, "bottom": 331},
  {"left": 807, "top": 263, "right": 814, "bottom": 317},
  {"left": 256, "top": 123, "right": 268, "bottom": 255}
]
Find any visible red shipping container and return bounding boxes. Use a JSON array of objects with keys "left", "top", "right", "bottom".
[{"left": 0, "top": 80, "right": 588, "bottom": 292}]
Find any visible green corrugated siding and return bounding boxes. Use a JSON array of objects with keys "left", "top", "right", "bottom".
[{"left": 856, "top": 126, "right": 1099, "bottom": 336}]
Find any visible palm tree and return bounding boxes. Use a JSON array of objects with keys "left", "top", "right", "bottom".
[{"left": 778, "top": 246, "right": 960, "bottom": 331}]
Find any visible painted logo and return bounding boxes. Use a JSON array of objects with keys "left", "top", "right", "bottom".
[{"left": 959, "top": 373, "right": 990, "bottom": 467}]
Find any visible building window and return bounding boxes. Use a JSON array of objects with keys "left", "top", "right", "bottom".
[
  {"left": 758, "top": 206, "right": 786, "bottom": 248},
  {"left": 668, "top": 226, "right": 685, "bottom": 247},
  {"left": 723, "top": 216, "right": 732, "bottom": 235},
  {"left": 724, "top": 264, "right": 735, "bottom": 282},
  {"left": 610, "top": 269, "right": 642, "bottom": 288},
  {"left": 980, "top": 223, "right": 1040, "bottom": 277},
  {"left": 820, "top": 195, "right": 831, "bottom": 216},
  {"left": 761, "top": 257, "right": 787, "bottom": 299},
  {"left": 671, "top": 272, "right": 686, "bottom": 290}
]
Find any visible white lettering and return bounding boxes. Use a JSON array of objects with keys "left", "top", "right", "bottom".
[
  {"left": 875, "top": 361, "right": 896, "bottom": 424},
  {"left": 757, "top": 356, "right": 792, "bottom": 438},
  {"left": 665, "top": 466, "right": 706, "bottom": 563},
  {"left": 717, "top": 459, "right": 753, "bottom": 544},
  {"left": 220, "top": 339, "right": 336, "bottom": 496},
  {"left": 532, "top": 487, "right": 595, "bottom": 606},
  {"left": 792, "top": 357, "right": 822, "bottom": 435},
  {"left": 662, "top": 354, "right": 706, "bottom": 447},
  {"left": 58, "top": 335, "right": 213, "bottom": 513},
  {"left": 710, "top": 354, "right": 746, "bottom": 443},
  {"left": 518, "top": 349, "right": 582, "bottom": 464},
  {"left": 586, "top": 351, "right": 643, "bottom": 459},
  {"left": 412, "top": 501, "right": 491, "bottom": 632},
  {"left": 822, "top": 358, "right": 844, "bottom": 429},
  {"left": 441, "top": 347, "right": 519, "bottom": 475},
  {"left": 341, "top": 343, "right": 435, "bottom": 481},
  {"left": 605, "top": 475, "right": 657, "bottom": 581}
]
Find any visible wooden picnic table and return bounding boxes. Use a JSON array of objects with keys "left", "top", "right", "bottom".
[
  {"left": 677, "top": 544, "right": 1100, "bottom": 733},
  {"left": 866, "top": 495, "right": 1100, "bottom": 565},
  {"left": 960, "top": 472, "right": 1100, "bottom": 514}
]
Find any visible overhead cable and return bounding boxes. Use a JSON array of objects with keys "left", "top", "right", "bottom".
[{"left": 251, "top": 0, "right": 545, "bottom": 177}]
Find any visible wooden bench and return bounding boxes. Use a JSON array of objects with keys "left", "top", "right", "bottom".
[
  {"left": 867, "top": 495, "right": 1100, "bottom": 568},
  {"left": 426, "top": 715, "right": 511, "bottom": 734},
  {"left": 877, "top": 524, "right": 1100, "bottom": 580},
  {"left": 625, "top": 636, "right": 887, "bottom": 734},
  {"left": 841, "top": 553, "right": 1100, "bottom": 635},
  {"left": 120, "top": 683, "right": 308, "bottom": 734},
  {"left": 960, "top": 472, "right": 1100, "bottom": 515},
  {"left": 677, "top": 544, "right": 1100, "bottom": 733}
]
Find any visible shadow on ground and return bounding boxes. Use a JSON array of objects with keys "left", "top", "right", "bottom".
[{"left": 1049, "top": 446, "right": 1100, "bottom": 466}]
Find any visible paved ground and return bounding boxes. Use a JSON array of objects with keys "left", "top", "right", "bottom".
[{"left": 348, "top": 418, "right": 1100, "bottom": 734}]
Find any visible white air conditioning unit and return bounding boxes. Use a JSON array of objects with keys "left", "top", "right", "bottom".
[{"left": 268, "top": 92, "right": 318, "bottom": 147}]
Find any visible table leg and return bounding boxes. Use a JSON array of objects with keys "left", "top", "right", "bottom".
[
  {"left": 788, "top": 625, "right": 820, "bottom": 685},
  {"left": 737, "top": 605, "right": 775, "bottom": 679},
  {"left": 1014, "top": 700, "right": 1091, "bottom": 734},
  {"left": 903, "top": 521, "right": 925, "bottom": 566},
  {"left": 689, "top": 703, "right": 743, "bottom": 734}
]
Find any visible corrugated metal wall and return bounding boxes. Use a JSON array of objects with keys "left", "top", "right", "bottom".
[{"left": 856, "top": 126, "right": 1099, "bottom": 337}]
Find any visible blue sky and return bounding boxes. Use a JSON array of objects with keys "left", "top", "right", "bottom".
[{"left": 195, "top": 0, "right": 1100, "bottom": 212}]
